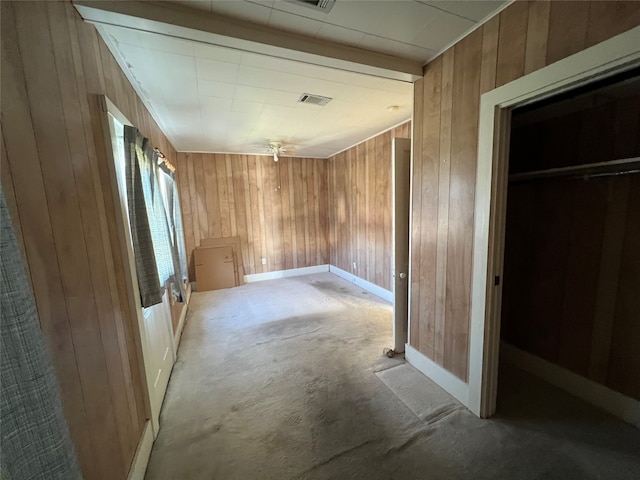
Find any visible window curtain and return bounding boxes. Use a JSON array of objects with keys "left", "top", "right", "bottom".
[
  {"left": 124, "top": 126, "right": 173, "bottom": 307},
  {"left": 157, "top": 165, "right": 188, "bottom": 301},
  {"left": 0, "top": 186, "right": 82, "bottom": 479}
]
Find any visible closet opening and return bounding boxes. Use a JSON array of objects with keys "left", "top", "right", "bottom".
[{"left": 497, "top": 67, "right": 640, "bottom": 423}]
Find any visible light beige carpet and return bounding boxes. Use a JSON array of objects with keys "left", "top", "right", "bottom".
[{"left": 145, "top": 272, "right": 640, "bottom": 480}]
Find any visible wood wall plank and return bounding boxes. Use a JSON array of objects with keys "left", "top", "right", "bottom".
[
  {"left": 176, "top": 153, "right": 329, "bottom": 277},
  {"left": 327, "top": 122, "right": 411, "bottom": 291},
  {"left": 607, "top": 175, "right": 640, "bottom": 400},
  {"left": 524, "top": 1, "right": 551, "bottom": 75},
  {"left": 496, "top": 0, "right": 528, "bottom": 87},
  {"left": 13, "top": 3, "right": 125, "bottom": 476},
  {"left": 410, "top": 0, "right": 640, "bottom": 383},
  {"left": 410, "top": 81, "right": 424, "bottom": 350},
  {"left": 1, "top": 5, "right": 97, "bottom": 475},
  {"left": 443, "top": 30, "right": 482, "bottom": 380},
  {"left": 416, "top": 61, "right": 442, "bottom": 361},
  {"left": 1, "top": 1, "right": 179, "bottom": 477},
  {"left": 586, "top": 1, "right": 640, "bottom": 47},
  {"left": 434, "top": 50, "right": 454, "bottom": 365},
  {"left": 480, "top": 15, "right": 500, "bottom": 94},
  {"left": 546, "top": 1, "right": 590, "bottom": 64}
]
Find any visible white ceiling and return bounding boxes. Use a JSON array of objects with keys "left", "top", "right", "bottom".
[
  {"left": 93, "top": 1, "right": 508, "bottom": 157},
  {"left": 171, "top": 0, "right": 507, "bottom": 62}
]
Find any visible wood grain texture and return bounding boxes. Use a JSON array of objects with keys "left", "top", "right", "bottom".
[
  {"left": 496, "top": 0, "right": 528, "bottom": 87},
  {"left": 410, "top": 81, "right": 424, "bottom": 350},
  {"left": 176, "top": 153, "right": 328, "bottom": 278},
  {"left": 546, "top": 1, "right": 590, "bottom": 65},
  {"left": 444, "top": 29, "right": 482, "bottom": 380},
  {"left": 410, "top": 0, "right": 640, "bottom": 382},
  {"left": 524, "top": 1, "right": 551, "bottom": 75},
  {"left": 327, "top": 122, "right": 411, "bottom": 291},
  {"left": 1, "top": 1, "right": 177, "bottom": 478},
  {"left": 417, "top": 61, "right": 441, "bottom": 361},
  {"left": 607, "top": 174, "right": 640, "bottom": 400},
  {"left": 503, "top": 174, "right": 639, "bottom": 401}
]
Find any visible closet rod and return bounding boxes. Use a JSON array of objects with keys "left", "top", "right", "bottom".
[{"left": 509, "top": 157, "right": 640, "bottom": 183}]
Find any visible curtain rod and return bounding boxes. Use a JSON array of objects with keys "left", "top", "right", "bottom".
[
  {"left": 508, "top": 157, "right": 639, "bottom": 184},
  {"left": 154, "top": 148, "right": 176, "bottom": 173}
]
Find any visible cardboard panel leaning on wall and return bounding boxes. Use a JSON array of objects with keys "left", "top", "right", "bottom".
[
  {"left": 1, "top": 1, "right": 180, "bottom": 478},
  {"left": 410, "top": 0, "right": 640, "bottom": 382},
  {"left": 175, "top": 153, "right": 329, "bottom": 280},
  {"left": 327, "top": 121, "right": 411, "bottom": 292}
]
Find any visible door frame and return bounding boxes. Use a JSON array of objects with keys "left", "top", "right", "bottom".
[
  {"left": 392, "top": 137, "right": 412, "bottom": 353},
  {"left": 100, "top": 95, "right": 176, "bottom": 435},
  {"left": 468, "top": 26, "right": 640, "bottom": 418}
]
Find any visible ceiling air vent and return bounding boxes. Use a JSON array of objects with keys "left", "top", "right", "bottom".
[
  {"left": 298, "top": 93, "right": 332, "bottom": 106},
  {"left": 287, "top": 0, "right": 336, "bottom": 13}
]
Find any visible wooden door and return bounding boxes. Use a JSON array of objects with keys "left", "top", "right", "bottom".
[{"left": 393, "top": 138, "right": 412, "bottom": 352}]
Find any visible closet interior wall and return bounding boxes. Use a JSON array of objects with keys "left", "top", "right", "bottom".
[{"left": 502, "top": 80, "right": 640, "bottom": 401}]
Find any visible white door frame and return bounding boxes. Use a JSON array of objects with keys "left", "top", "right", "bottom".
[
  {"left": 468, "top": 26, "right": 640, "bottom": 418},
  {"left": 392, "top": 137, "right": 412, "bottom": 353},
  {"left": 101, "top": 96, "right": 176, "bottom": 435}
]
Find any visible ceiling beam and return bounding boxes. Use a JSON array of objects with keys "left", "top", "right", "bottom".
[{"left": 73, "top": 0, "right": 422, "bottom": 82}]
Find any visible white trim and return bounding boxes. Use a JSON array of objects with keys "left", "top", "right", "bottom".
[
  {"left": 74, "top": 1, "right": 422, "bottom": 81},
  {"left": 329, "top": 119, "right": 412, "bottom": 158},
  {"left": 126, "top": 421, "right": 154, "bottom": 480},
  {"left": 501, "top": 343, "right": 640, "bottom": 429},
  {"left": 103, "top": 97, "right": 159, "bottom": 434},
  {"left": 407, "top": 86, "right": 415, "bottom": 347},
  {"left": 172, "top": 303, "right": 189, "bottom": 353},
  {"left": 469, "top": 26, "right": 640, "bottom": 418},
  {"left": 184, "top": 119, "right": 412, "bottom": 159},
  {"left": 391, "top": 137, "right": 412, "bottom": 352},
  {"left": 244, "top": 264, "right": 329, "bottom": 282},
  {"left": 329, "top": 265, "right": 392, "bottom": 303},
  {"left": 405, "top": 344, "right": 469, "bottom": 406}
]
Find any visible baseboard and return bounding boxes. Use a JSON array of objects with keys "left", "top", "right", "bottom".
[
  {"left": 244, "top": 264, "right": 329, "bottom": 283},
  {"left": 127, "top": 421, "right": 154, "bottom": 480},
  {"left": 328, "top": 265, "right": 393, "bottom": 303},
  {"left": 405, "top": 344, "right": 470, "bottom": 406},
  {"left": 501, "top": 342, "right": 640, "bottom": 428},
  {"left": 173, "top": 303, "right": 188, "bottom": 352}
]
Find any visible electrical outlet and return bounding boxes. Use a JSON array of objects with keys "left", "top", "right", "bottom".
[
  {"left": 262, "top": 258, "right": 267, "bottom": 265},
  {"left": 353, "top": 262, "right": 357, "bottom": 270}
]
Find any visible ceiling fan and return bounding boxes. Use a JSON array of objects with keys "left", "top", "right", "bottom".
[{"left": 250, "top": 140, "right": 296, "bottom": 162}]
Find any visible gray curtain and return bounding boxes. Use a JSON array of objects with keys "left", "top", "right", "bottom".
[
  {"left": 0, "top": 186, "right": 82, "bottom": 479},
  {"left": 124, "top": 126, "right": 163, "bottom": 307}
]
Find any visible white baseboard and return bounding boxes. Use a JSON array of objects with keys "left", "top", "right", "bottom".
[
  {"left": 405, "top": 344, "right": 470, "bottom": 406},
  {"left": 244, "top": 264, "right": 329, "bottom": 283},
  {"left": 127, "top": 421, "right": 153, "bottom": 480},
  {"left": 328, "top": 265, "right": 393, "bottom": 303},
  {"left": 501, "top": 342, "right": 640, "bottom": 428},
  {"left": 173, "top": 303, "right": 188, "bottom": 353}
]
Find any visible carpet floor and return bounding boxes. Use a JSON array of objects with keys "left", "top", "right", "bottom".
[{"left": 145, "top": 272, "right": 640, "bottom": 480}]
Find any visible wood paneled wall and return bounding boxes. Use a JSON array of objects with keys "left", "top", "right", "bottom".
[
  {"left": 502, "top": 88, "right": 640, "bottom": 400},
  {"left": 175, "top": 153, "right": 329, "bottom": 280},
  {"left": 327, "top": 122, "right": 411, "bottom": 291},
  {"left": 1, "top": 1, "right": 176, "bottom": 478},
  {"left": 502, "top": 174, "right": 640, "bottom": 401},
  {"left": 410, "top": 1, "right": 640, "bottom": 381}
]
